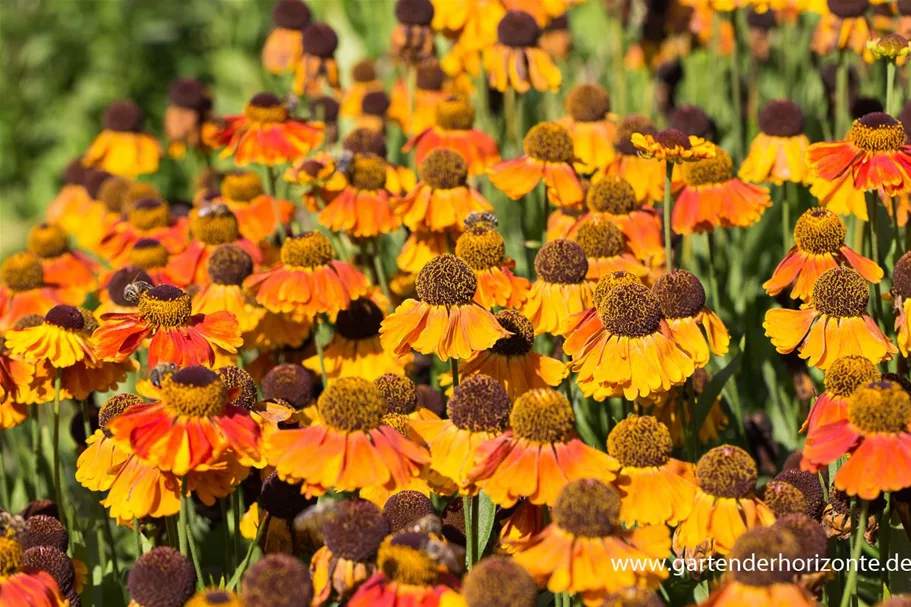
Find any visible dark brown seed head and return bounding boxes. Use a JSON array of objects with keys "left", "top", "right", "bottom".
[{"left": 127, "top": 546, "right": 196, "bottom": 607}]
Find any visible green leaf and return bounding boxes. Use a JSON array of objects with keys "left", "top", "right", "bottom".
[
  {"left": 476, "top": 491, "right": 497, "bottom": 557},
  {"left": 694, "top": 336, "right": 744, "bottom": 432}
]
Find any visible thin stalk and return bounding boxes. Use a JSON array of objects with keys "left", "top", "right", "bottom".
[
  {"left": 314, "top": 315, "right": 328, "bottom": 386},
  {"left": 839, "top": 500, "right": 869, "bottom": 607},
  {"left": 887, "top": 62, "right": 897, "bottom": 116},
  {"left": 0, "top": 445, "right": 9, "bottom": 515},
  {"left": 866, "top": 191, "right": 885, "bottom": 325},
  {"left": 504, "top": 88, "right": 519, "bottom": 147},
  {"left": 30, "top": 407, "right": 40, "bottom": 499},
  {"left": 706, "top": 231, "right": 722, "bottom": 311},
  {"left": 371, "top": 239, "right": 393, "bottom": 312},
  {"left": 101, "top": 513, "right": 121, "bottom": 583},
  {"left": 729, "top": 11, "right": 744, "bottom": 161},
  {"left": 542, "top": 190, "right": 549, "bottom": 247},
  {"left": 266, "top": 165, "right": 285, "bottom": 244},
  {"left": 52, "top": 372, "right": 64, "bottom": 525},
  {"left": 835, "top": 51, "right": 849, "bottom": 138},
  {"left": 180, "top": 477, "right": 204, "bottom": 589},
  {"left": 232, "top": 488, "right": 243, "bottom": 570},
  {"left": 228, "top": 513, "right": 269, "bottom": 591},
  {"left": 687, "top": 378, "right": 700, "bottom": 461},
  {"left": 663, "top": 162, "right": 675, "bottom": 271},
  {"left": 221, "top": 498, "right": 233, "bottom": 572},
  {"left": 133, "top": 518, "right": 142, "bottom": 557},
  {"left": 893, "top": 197, "right": 905, "bottom": 260},
  {"left": 450, "top": 358, "right": 460, "bottom": 388},
  {"left": 463, "top": 494, "right": 480, "bottom": 569}
]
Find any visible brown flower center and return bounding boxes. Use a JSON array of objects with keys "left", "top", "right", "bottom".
[
  {"left": 497, "top": 10, "right": 540, "bottom": 48},
  {"left": 419, "top": 148, "right": 468, "bottom": 190},
  {"left": 565, "top": 84, "right": 611, "bottom": 123},
  {"left": 793, "top": 207, "right": 847, "bottom": 254},
  {"left": 160, "top": 367, "right": 227, "bottom": 418},
  {"left": 436, "top": 98, "right": 475, "bottom": 130},
  {"left": 607, "top": 415, "right": 672, "bottom": 468},
  {"left": 208, "top": 244, "right": 254, "bottom": 285},
  {"left": 534, "top": 239, "right": 588, "bottom": 284},
  {"left": 811, "top": 267, "right": 868, "bottom": 318},
  {"left": 652, "top": 269, "right": 706, "bottom": 319},
  {"left": 598, "top": 283, "right": 663, "bottom": 337},
  {"left": 99, "top": 394, "right": 145, "bottom": 437},
  {"left": 524, "top": 123, "right": 574, "bottom": 164},
  {"left": 244, "top": 92, "right": 288, "bottom": 124},
  {"left": 681, "top": 148, "right": 733, "bottom": 186},
  {"left": 490, "top": 309, "right": 535, "bottom": 356},
  {"left": 587, "top": 176, "right": 639, "bottom": 215},
  {"left": 281, "top": 232, "right": 334, "bottom": 268},
  {"left": 848, "top": 112, "right": 906, "bottom": 152},
  {"left": 1, "top": 252, "right": 43, "bottom": 292},
  {"left": 696, "top": 445, "right": 758, "bottom": 499},
  {"left": 138, "top": 284, "right": 192, "bottom": 327},
  {"left": 318, "top": 377, "right": 386, "bottom": 432},
  {"left": 348, "top": 155, "right": 387, "bottom": 191},
  {"left": 129, "top": 239, "right": 170, "bottom": 269},
  {"left": 824, "top": 355, "right": 880, "bottom": 397},
  {"left": 27, "top": 224, "right": 69, "bottom": 259},
  {"left": 893, "top": 251, "right": 911, "bottom": 299},
  {"left": 129, "top": 199, "right": 170, "bottom": 231},
  {"left": 759, "top": 100, "right": 805, "bottom": 137},
  {"left": 415, "top": 254, "right": 477, "bottom": 306},
  {"left": 455, "top": 225, "right": 505, "bottom": 270},
  {"left": 573, "top": 216, "right": 625, "bottom": 259},
  {"left": 221, "top": 171, "right": 265, "bottom": 203},
  {"left": 375, "top": 374, "right": 418, "bottom": 415},
  {"left": 190, "top": 207, "right": 240, "bottom": 245},
  {"left": 447, "top": 375, "right": 511, "bottom": 433},
  {"left": 848, "top": 380, "right": 911, "bottom": 433},
  {"left": 552, "top": 479, "right": 621, "bottom": 538}
]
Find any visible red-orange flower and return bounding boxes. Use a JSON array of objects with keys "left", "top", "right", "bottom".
[
  {"left": 454, "top": 223, "right": 528, "bottom": 309},
  {"left": 802, "top": 355, "right": 879, "bottom": 435},
  {"left": 215, "top": 170, "right": 295, "bottom": 245},
  {"left": 26, "top": 224, "right": 99, "bottom": 297},
  {"left": 207, "top": 92, "right": 324, "bottom": 166},
  {"left": 96, "top": 198, "right": 189, "bottom": 267},
  {"left": 522, "top": 240, "right": 594, "bottom": 336},
  {"left": 318, "top": 154, "right": 401, "bottom": 238},
  {"left": 108, "top": 366, "right": 262, "bottom": 476},
  {"left": 557, "top": 83, "right": 616, "bottom": 174},
  {"left": 581, "top": 175, "right": 664, "bottom": 265},
  {"left": 0, "top": 253, "right": 82, "bottom": 332},
  {"left": 262, "top": 0, "right": 310, "bottom": 74},
  {"left": 0, "top": 515, "right": 67, "bottom": 607},
  {"left": 94, "top": 283, "right": 242, "bottom": 368}
]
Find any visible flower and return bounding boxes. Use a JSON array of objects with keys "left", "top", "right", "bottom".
[
  {"left": 262, "top": 0, "right": 311, "bottom": 74},
  {"left": 557, "top": 83, "right": 616, "bottom": 174},
  {"left": 808, "top": 112, "right": 911, "bottom": 195},
  {"left": 811, "top": 0, "right": 873, "bottom": 58},
  {"left": 652, "top": 270, "right": 730, "bottom": 367},
  {"left": 454, "top": 223, "right": 528, "bottom": 309},
  {"left": 311, "top": 499, "right": 388, "bottom": 604},
  {"left": 637, "top": 368, "right": 729, "bottom": 447},
  {"left": 764, "top": 266, "right": 896, "bottom": 369},
  {"left": 410, "top": 375, "right": 512, "bottom": 494},
  {"left": 456, "top": 556, "right": 538, "bottom": 607},
  {"left": 341, "top": 60, "right": 385, "bottom": 118},
  {"left": 403, "top": 97, "right": 500, "bottom": 177},
  {"left": 95, "top": 266, "right": 153, "bottom": 318},
  {"left": 303, "top": 296, "right": 411, "bottom": 380},
  {"left": 583, "top": 175, "right": 664, "bottom": 264},
  {"left": 293, "top": 22, "right": 340, "bottom": 95},
  {"left": 570, "top": 215, "right": 650, "bottom": 281},
  {"left": 397, "top": 230, "right": 451, "bottom": 275},
  {"left": 608, "top": 415, "right": 697, "bottom": 526},
  {"left": 108, "top": 366, "right": 262, "bottom": 476},
  {"left": 26, "top": 224, "right": 99, "bottom": 297},
  {"left": 675, "top": 445, "right": 776, "bottom": 554},
  {"left": 397, "top": 149, "right": 493, "bottom": 233},
  {"left": 343, "top": 128, "right": 417, "bottom": 195},
  {"left": 596, "top": 115, "right": 666, "bottom": 204},
  {"left": 484, "top": 10, "right": 561, "bottom": 93},
  {"left": 349, "top": 533, "right": 458, "bottom": 607},
  {"left": 82, "top": 99, "right": 161, "bottom": 177},
  {"left": 468, "top": 388, "right": 619, "bottom": 507},
  {"left": 511, "top": 479, "right": 670, "bottom": 605},
  {"left": 216, "top": 170, "right": 295, "bottom": 244},
  {"left": 391, "top": 0, "right": 436, "bottom": 63},
  {"left": 489, "top": 122, "right": 584, "bottom": 207},
  {"left": 0, "top": 514, "right": 67, "bottom": 607},
  {"left": 802, "top": 380, "right": 911, "bottom": 499},
  {"left": 186, "top": 589, "right": 243, "bottom": 607},
  {"left": 522, "top": 240, "right": 594, "bottom": 335},
  {"left": 739, "top": 100, "right": 811, "bottom": 185},
  {"left": 630, "top": 128, "right": 716, "bottom": 163},
  {"left": 699, "top": 526, "right": 816, "bottom": 607},
  {"left": 674, "top": 145, "right": 772, "bottom": 234},
  {"left": 192, "top": 245, "right": 264, "bottom": 335},
  {"left": 96, "top": 198, "right": 189, "bottom": 266},
  {"left": 116, "top": 239, "right": 179, "bottom": 286},
  {"left": 94, "top": 283, "right": 243, "bottom": 368},
  {"left": 0, "top": 337, "right": 34, "bottom": 430},
  {"left": 892, "top": 252, "right": 911, "bottom": 356},
  {"left": 207, "top": 92, "right": 324, "bottom": 166},
  {"left": 563, "top": 277, "right": 696, "bottom": 400},
  {"left": 318, "top": 154, "right": 401, "bottom": 237},
  {"left": 766, "top": 208, "right": 883, "bottom": 301},
  {"left": 264, "top": 377, "right": 429, "bottom": 496},
  {"left": 0, "top": 253, "right": 82, "bottom": 332},
  {"left": 803, "top": 355, "right": 879, "bottom": 434},
  {"left": 388, "top": 60, "right": 456, "bottom": 136},
  {"left": 244, "top": 231, "right": 370, "bottom": 321},
  {"left": 127, "top": 547, "right": 197, "bottom": 607},
  {"left": 164, "top": 78, "right": 214, "bottom": 159},
  {"left": 868, "top": 33, "right": 911, "bottom": 61},
  {"left": 380, "top": 254, "right": 510, "bottom": 362}
]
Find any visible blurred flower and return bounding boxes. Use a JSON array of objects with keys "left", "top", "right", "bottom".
[
  {"left": 215, "top": 170, "right": 296, "bottom": 244},
  {"left": 484, "top": 10, "right": 561, "bottom": 93},
  {"left": 630, "top": 128, "right": 716, "bottom": 163},
  {"left": 294, "top": 21, "right": 341, "bottom": 95},
  {"left": 469, "top": 388, "right": 619, "bottom": 506},
  {"left": 207, "top": 92, "right": 324, "bottom": 166},
  {"left": 763, "top": 207, "right": 882, "bottom": 300},
  {"left": 867, "top": 33, "right": 911, "bottom": 61},
  {"left": 355, "top": 90, "right": 392, "bottom": 134},
  {"left": 539, "top": 13, "right": 572, "bottom": 59},
  {"left": 0, "top": 253, "right": 82, "bottom": 332},
  {"left": 490, "top": 122, "right": 584, "bottom": 207},
  {"left": 96, "top": 198, "right": 189, "bottom": 266},
  {"left": 522, "top": 240, "right": 593, "bottom": 335},
  {"left": 557, "top": 83, "right": 616, "bottom": 174},
  {"left": 764, "top": 267, "right": 896, "bottom": 369},
  {"left": 391, "top": 0, "right": 437, "bottom": 64},
  {"left": 389, "top": 60, "right": 455, "bottom": 136},
  {"left": 343, "top": 128, "right": 417, "bottom": 195},
  {"left": 164, "top": 78, "right": 214, "bottom": 159},
  {"left": 168, "top": 206, "right": 262, "bottom": 286},
  {"left": 453, "top": 223, "right": 528, "bottom": 309},
  {"left": 811, "top": 0, "right": 873, "bottom": 59},
  {"left": 319, "top": 154, "right": 401, "bottom": 238},
  {"left": 262, "top": 0, "right": 311, "bottom": 74},
  {"left": 0, "top": 337, "right": 34, "bottom": 430},
  {"left": 380, "top": 254, "right": 509, "bottom": 362},
  {"left": 83, "top": 99, "right": 161, "bottom": 177},
  {"left": 341, "top": 60, "right": 385, "bottom": 118},
  {"left": 26, "top": 224, "right": 98, "bottom": 298},
  {"left": 127, "top": 547, "right": 197, "bottom": 607},
  {"left": 186, "top": 589, "right": 243, "bottom": 607},
  {"left": 740, "top": 100, "right": 810, "bottom": 185},
  {"left": 0, "top": 513, "right": 67, "bottom": 607},
  {"left": 511, "top": 479, "right": 669, "bottom": 604}
]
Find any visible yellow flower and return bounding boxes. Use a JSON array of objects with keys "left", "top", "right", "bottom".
[
  {"left": 867, "top": 34, "right": 911, "bottom": 61},
  {"left": 630, "top": 129, "right": 716, "bottom": 163}
]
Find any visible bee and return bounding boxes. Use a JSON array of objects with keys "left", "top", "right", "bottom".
[
  {"left": 287, "top": 93, "right": 301, "bottom": 114},
  {"left": 149, "top": 363, "right": 178, "bottom": 388},
  {"left": 197, "top": 202, "right": 230, "bottom": 218},
  {"left": 123, "top": 280, "right": 152, "bottom": 304},
  {"left": 336, "top": 150, "right": 355, "bottom": 175},
  {"left": 464, "top": 211, "right": 499, "bottom": 229},
  {"left": 406, "top": 514, "right": 443, "bottom": 536},
  {"left": 293, "top": 500, "right": 344, "bottom": 543},
  {"left": 424, "top": 538, "right": 465, "bottom": 577}
]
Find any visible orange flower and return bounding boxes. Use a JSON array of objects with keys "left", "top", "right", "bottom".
[
  {"left": 0, "top": 253, "right": 82, "bottom": 332},
  {"left": 811, "top": 11, "right": 873, "bottom": 59},
  {"left": 0, "top": 339, "right": 34, "bottom": 430},
  {"left": 739, "top": 100, "right": 811, "bottom": 185},
  {"left": 192, "top": 245, "right": 265, "bottom": 335},
  {"left": 108, "top": 366, "right": 262, "bottom": 476},
  {"left": 284, "top": 153, "right": 347, "bottom": 212},
  {"left": 596, "top": 115, "right": 666, "bottom": 204},
  {"left": 264, "top": 378, "right": 429, "bottom": 496},
  {"left": 380, "top": 254, "right": 510, "bottom": 362},
  {"left": 652, "top": 270, "right": 730, "bottom": 368},
  {"left": 469, "top": 388, "right": 619, "bottom": 507},
  {"left": 582, "top": 175, "right": 664, "bottom": 264},
  {"left": 109, "top": 238, "right": 181, "bottom": 287},
  {"left": 810, "top": 170, "right": 870, "bottom": 220},
  {"left": 216, "top": 170, "right": 295, "bottom": 244},
  {"left": 438, "top": 310, "right": 567, "bottom": 400},
  {"left": 892, "top": 252, "right": 911, "bottom": 356},
  {"left": 0, "top": 516, "right": 67, "bottom": 607},
  {"left": 26, "top": 224, "right": 98, "bottom": 297},
  {"left": 397, "top": 231, "right": 450, "bottom": 274},
  {"left": 802, "top": 380, "right": 911, "bottom": 499},
  {"left": 341, "top": 59, "right": 385, "bottom": 118},
  {"left": 164, "top": 78, "right": 214, "bottom": 159},
  {"left": 82, "top": 100, "right": 161, "bottom": 177},
  {"left": 557, "top": 84, "right": 616, "bottom": 174},
  {"left": 303, "top": 297, "right": 411, "bottom": 381},
  {"left": 5, "top": 305, "right": 96, "bottom": 370},
  {"left": 630, "top": 128, "right": 716, "bottom": 163},
  {"left": 764, "top": 267, "right": 896, "bottom": 369},
  {"left": 675, "top": 446, "right": 776, "bottom": 555},
  {"left": 245, "top": 232, "right": 370, "bottom": 321},
  {"left": 342, "top": 128, "right": 418, "bottom": 195},
  {"left": 489, "top": 122, "right": 584, "bottom": 207},
  {"left": 397, "top": 149, "right": 493, "bottom": 233},
  {"left": 608, "top": 416, "right": 697, "bottom": 526},
  {"left": 764, "top": 207, "right": 882, "bottom": 300},
  {"left": 403, "top": 98, "right": 500, "bottom": 177},
  {"left": 802, "top": 355, "right": 879, "bottom": 434},
  {"left": 808, "top": 112, "right": 911, "bottom": 195},
  {"left": 94, "top": 283, "right": 243, "bottom": 368},
  {"left": 207, "top": 92, "right": 324, "bottom": 166},
  {"left": 318, "top": 154, "right": 401, "bottom": 237},
  {"left": 261, "top": 0, "right": 310, "bottom": 74},
  {"left": 454, "top": 223, "right": 528, "bottom": 309},
  {"left": 484, "top": 10, "right": 561, "bottom": 93},
  {"left": 522, "top": 240, "right": 594, "bottom": 335},
  {"left": 96, "top": 198, "right": 189, "bottom": 266},
  {"left": 563, "top": 277, "right": 696, "bottom": 400},
  {"left": 293, "top": 22, "right": 341, "bottom": 96},
  {"left": 569, "top": 215, "right": 650, "bottom": 281},
  {"left": 387, "top": 62, "right": 454, "bottom": 137},
  {"left": 545, "top": 202, "right": 586, "bottom": 242},
  {"left": 511, "top": 479, "right": 669, "bottom": 605},
  {"left": 45, "top": 160, "right": 94, "bottom": 237}
]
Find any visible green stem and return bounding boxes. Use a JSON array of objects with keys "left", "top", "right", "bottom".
[
  {"left": 706, "top": 231, "right": 721, "bottom": 311},
  {"left": 232, "top": 488, "right": 242, "bottom": 570},
  {"left": 542, "top": 189, "right": 549, "bottom": 247},
  {"left": 221, "top": 498, "right": 233, "bottom": 572},
  {"left": 266, "top": 165, "right": 285, "bottom": 244},
  {"left": 887, "top": 62, "right": 897, "bottom": 117},
  {"left": 729, "top": 11, "right": 743, "bottom": 161},
  {"left": 133, "top": 518, "right": 142, "bottom": 557},
  {"left": 463, "top": 494, "right": 480, "bottom": 569},
  {"left": 52, "top": 372, "right": 64, "bottom": 529},
  {"left": 663, "top": 161, "right": 675, "bottom": 271},
  {"left": 0, "top": 445, "right": 9, "bottom": 517},
  {"left": 371, "top": 239, "right": 393, "bottom": 312},
  {"left": 101, "top": 512, "right": 121, "bottom": 583},
  {"left": 866, "top": 191, "right": 885, "bottom": 325},
  {"left": 893, "top": 197, "right": 905, "bottom": 261},
  {"left": 314, "top": 315, "right": 328, "bottom": 386},
  {"left": 178, "top": 486, "right": 189, "bottom": 557},
  {"left": 836, "top": 51, "right": 849, "bottom": 138},
  {"left": 30, "top": 406, "right": 40, "bottom": 500},
  {"left": 450, "top": 358, "right": 459, "bottom": 388},
  {"left": 839, "top": 500, "right": 869, "bottom": 607},
  {"left": 228, "top": 513, "right": 269, "bottom": 591},
  {"left": 180, "top": 477, "right": 204, "bottom": 589}
]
